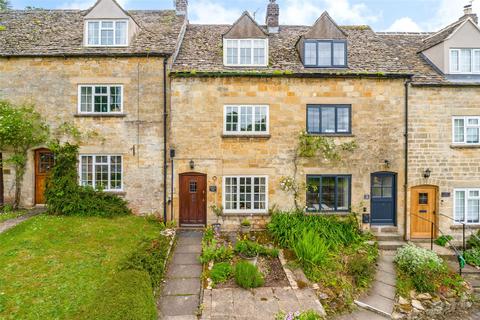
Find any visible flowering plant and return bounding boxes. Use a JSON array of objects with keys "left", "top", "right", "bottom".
[
  {"left": 275, "top": 310, "right": 323, "bottom": 320},
  {"left": 394, "top": 244, "right": 444, "bottom": 275}
]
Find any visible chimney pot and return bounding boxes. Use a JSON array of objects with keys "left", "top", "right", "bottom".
[
  {"left": 174, "top": 0, "right": 188, "bottom": 16},
  {"left": 461, "top": 4, "right": 478, "bottom": 24},
  {"left": 266, "top": 0, "right": 279, "bottom": 33},
  {"left": 465, "top": 4, "right": 473, "bottom": 15}
]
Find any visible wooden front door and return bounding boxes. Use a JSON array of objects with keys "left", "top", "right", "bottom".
[
  {"left": 179, "top": 173, "right": 207, "bottom": 226},
  {"left": 371, "top": 172, "right": 397, "bottom": 225},
  {"left": 410, "top": 186, "right": 437, "bottom": 239},
  {"left": 35, "top": 149, "right": 54, "bottom": 204}
]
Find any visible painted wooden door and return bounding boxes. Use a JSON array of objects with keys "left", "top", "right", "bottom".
[
  {"left": 179, "top": 173, "right": 207, "bottom": 226},
  {"left": 35, "top": 149, "right": 54, "bottom": 204},
  {"left": 371, "top": 172, "right": 396, "bottom": 225},
  {"left": 411, "top": 186, "right": 437, "bottom": 239}
]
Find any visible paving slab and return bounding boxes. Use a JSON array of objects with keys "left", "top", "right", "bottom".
[
  {"left": 172, "top": 253, "right": 200, "bottom": 265},
  {"left": 166, "top": 264, "right": 202, "bottom": 279},
  {"left": 175, "top": 244, "right": 202, "bottom": 253},
  {"left": 335, "top": 308, "right": 389, "bottom": 320},
  {"left": 163, "top": 278, "right": 201, "bottom": 295}
]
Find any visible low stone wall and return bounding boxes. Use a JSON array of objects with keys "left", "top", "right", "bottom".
[{"left": 216, "top": 215, "right": 271, "bottom": 232}]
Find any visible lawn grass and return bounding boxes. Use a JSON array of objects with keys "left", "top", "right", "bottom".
[
  {"left": 0, "top": 210, "right": 27, "bottom": 223},
  {"left": 0, "top": 214, "right": 163, "bottom": 319}
]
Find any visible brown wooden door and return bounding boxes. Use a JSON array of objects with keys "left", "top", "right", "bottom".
[
  {"left": 35, "top": 149, "right": 54, "bottom": 204},
  {"left": 179, "top": 173, "right": 207, "bottom": 225},
  {"left": 411, "top": 186, "right": 437, "bottom": 239}
]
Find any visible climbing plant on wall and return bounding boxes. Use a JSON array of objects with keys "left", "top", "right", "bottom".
[{"left": 280, "top": 131, "right": 358, "bottom": 209}]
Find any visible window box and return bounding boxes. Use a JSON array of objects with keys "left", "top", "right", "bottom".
[
  {"left": 223, "top": 105, "right": 269, "bottom": 135},
  {"left": 304, "top": 40, "right": 347, "bottom": 68},
  {"left": 452, "top": 116, "right": 480, "bottom": 145},
  {"left": 223, "top": 39, "right": 268, "bottom": 67},
  {"left": 223, "top": 176, "right": 268, "bottom": 214},
  {"left": 85, "top": 20, "right": 128, "bottom": 47},
  {"left": 79, "top": 155, "right": 123, "bottom": 192},
  {"left": 454, "top": 188, "right": 480, "bottom": 225},
  {"left": 306, "top": 175, "right": 351, "bottom": 212},
  {"left": 78, "top": 85, "right": 123, "bottom": 114},
  {"left": 450, "top": 48, "right": 480, "bottom": 74},
  {"left": 307, "top": 105, "right": 351, "bottom": 135}
]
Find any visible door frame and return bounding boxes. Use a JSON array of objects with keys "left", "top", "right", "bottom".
[
  {"left": 370, "top": 171, "right": 397, "bottom": 226},
  {"left": 34, "top": 148, "right": 53, "bottom": 205},
  {"left": 410, "top": 185, "right": 438, "bottom": 239},
  {"left": 179, "top": 172, "right": 207, "bottom": 226}
]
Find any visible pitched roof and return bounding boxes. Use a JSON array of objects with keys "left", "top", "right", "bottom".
[
  {"left": 419, "top": 18, "right": 466, "bottom": 52},
  {"left": 172, "top": 23, "right": 413, "bottom": 77},
  {"left": 0, "top": 9, "right": 185, "bottom": 57}
]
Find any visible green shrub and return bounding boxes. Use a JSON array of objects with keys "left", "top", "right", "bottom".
[
  {"left": 210, "top": 262, "right": 233, "bottom": 285},
  {"left": 1, "top": 204, "right": 13, "bottom": 213},
  {"left": 234, "top": 261, "right": 264, "bottom": 289},
  {"left": 45, "top": 142, "right": 131, "bottom": 217},
  {"left": 347, "top": 253, "right": 376, "bottom": 288},
  {"left": 203, "top": 226, "right": 215, "bottom": 244},
  {"left": 394, "top": 244, "right": 447, "bottom": 293},
  {"left": 467, "top": 231, "right": 480, "bottom": 248},
  {"left": 268, "top": 211, "right": 362, "bottom": 249},
  {"left": 80, "top": 270, "right": 156, "bottom": 320},
  {"left": 434, "top": 235, "right": 453, "bottom": 247},
  {"left": 292, "top": 229, "right": 330, "bottom": 267},
  {"left": 119, "top": 235, "right": 171, "bottom": 288},
  {"left": 199, "top": 240, "right": 234, "bottom": 264},
  {"left": 465, "top": 247, "right": 480, "bottom": 267},
  {"left": 234, "top": 240, "right": 279, "bottom": 258}
]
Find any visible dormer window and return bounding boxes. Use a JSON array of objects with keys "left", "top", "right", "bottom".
[
  {"left": 224, "top": 39, "right": 268, "bottom": 67},
  {"left": 450, "top": 48, "right": 480, "bottom": 74},
  {"left": 304, "top": 40, "right": 347, "bottom": 68},
  {"left": 86, "top": 20, "right": 128, "bottom": 46}
]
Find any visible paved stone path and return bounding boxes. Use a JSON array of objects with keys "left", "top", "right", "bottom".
[
  {"left": 201, "top": 287, "right": 325, "bottom": 320},
  {"left": 158, "top": 230, "right": 203, "bottom": 320},
  {"left": 0, "top": 207, "right": 45, "bottom": 234},
  {"left": 352, "top": 250, "right": 396, "bottom": 319}
]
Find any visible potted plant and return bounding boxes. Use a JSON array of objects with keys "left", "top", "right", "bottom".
[
  {"left": 240, "top": 218, "right": 251, "bottom": 234},
  {"left": 210, "top": 204, "right": 223, "bottom": 234}
]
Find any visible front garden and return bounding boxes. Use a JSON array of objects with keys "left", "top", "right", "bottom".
[
  {"left": 199, "top": 211, "right": 378, "bottom": 317},
  {"left": 0, "top": 214, "right": 172, "bottom": 319}
]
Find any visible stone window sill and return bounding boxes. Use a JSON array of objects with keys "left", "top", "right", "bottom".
[
  {"left": 222, "top": 134, "right": 271, "bottom": 139},
  {"left": 74, "top": 113, "right": 127, "bottom": 118},
  {"left": 104, "top": 191, "right": 127, "bottom": 197},
  {"left": 450, "top": 144, "right": 480, "bottom": 149},
  {"left": 450, "top": 224, "right": 480, "bottom": 230},
  {"left": 223, "top": 212, "right": 269, "bottom": 217},
  {"left": 306, "top": 211, "right": 351, "bottom": 216},
  {"left": 306, "top": 134, "right": 355, "bottom": 138}
]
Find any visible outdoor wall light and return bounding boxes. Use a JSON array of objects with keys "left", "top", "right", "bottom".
[
  {"left": 189, "top": 160, "right": 195, "bottom": 170},
  {"left": 423, "top": 168, "right": 431, "bottom": 179},
  {"left": 384, "top": 159, "right": 390, "bottom": 168}
]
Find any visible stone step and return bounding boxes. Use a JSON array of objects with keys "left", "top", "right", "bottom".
[
  {"left": 371, "top": 226, "right": 398, "bottom": 234},
  {"left": 378, "top": 240, "right": 406, "bottom": 251},
  {"left": 374, "top": 233, "right": 404, "bottom": 242}
]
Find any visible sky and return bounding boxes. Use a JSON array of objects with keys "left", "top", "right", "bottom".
[{"left": 7, "top": 0, "right": 480, "bottom": 32}]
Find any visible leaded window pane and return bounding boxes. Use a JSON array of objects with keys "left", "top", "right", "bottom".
[
  {"left": 306, "top": 177, "right": 320, "bottom": 211},
  {"left": 255, "top": 106, "right": 267, "bottom": 132},
  {"left": 474, "top": 50, "right": 480, "bottom": 73},
  {"left": 240, "top": 40, "right": 252, "bottom": 65},
  {"left": 454, "top": 118, "right": 465, "bottom": 143},
  {"left": 110, "top": 86, "right": 122, "bottom": 112},
  {"left": 333, "top": 42, "right": 346, "bottom": 66},
  {"left": 321, "top": 176, "right": 336, "bottom": 211},
  {"left": 226, "top": 106, "right": 238, "bottom": 132},
  {"left": 321, "top": 107, "right": 336, "bottom": 133},
  {"left": 455, "top": 191, "right": 465, "bottom": 222},
  {"left": 253, "top": 40, "right": 266, "bottom": 65},
  {"left": 101, "top": 29, "right": 114, "bottom": 46},
  {"left": 461, "top": 49, "right": 472, "bottom": 73},
  {"left": 468, "top": 199, "right": 480, "bottom": 223},
  {"left": 337, "top": 107, "right": 349, "bottom": 132},
  {"left": 80, "top": 87, "right": 93, "bottom": 112},
  {"left": 305, "top": 42, "right": 317, "bottom": 65},
  {"left": 467, "top": 127, "right": 479, "bottom": 143},
  {"left": 307, "top": 107, "right": 320, "bottom": 133},
  {"left": 226, "top": 40, "right": 238, "bottom": 65},
  {"left": 318, "top": 42, "right": 332, "bottom": 66},
  {"left": 240, "top": 106, "right": 253, "bottom": 132}
]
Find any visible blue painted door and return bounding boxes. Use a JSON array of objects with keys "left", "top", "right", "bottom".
[{"left": 371, "top": 173, "right": 396, "bottom": 225}]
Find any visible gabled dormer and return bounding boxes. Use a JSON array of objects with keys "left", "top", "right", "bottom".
[
  {"left": 421, "top": 5, "right": 480, "bottom": 81},
  {"left": 223, "top": 11, "right": 269, "bottom": 67},
  {"left": 83, "top": 0, "right": 139, "bottom": 47},
  {"left": 297, "top": 12, "right": 348, "bottom": 68}
]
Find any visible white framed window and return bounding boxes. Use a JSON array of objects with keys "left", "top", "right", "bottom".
[
  {"left": 223, "top": 176, "right": 268, "bottom": 214},
  {"left": 223, "top": 105, "right": 269, "bottom": 135},
  {"left": 78, "top": 85, "right": 123, "bottom": 114},
  {"left": 454, "top": 189, "right": 480, "bottom": 224},
  {"left": 86, "top": 20, "right": 128, "bottom": 46},
  {"left": 452, "top": 116, "right": 480, "bottom": 144},
  {"left": 79, "top": 155, "right": 123, "bottom": 191},
  {"left": 450, "top": 49, "right": 480, "bottom": 74},
  {"left": 223, "top": 39, "right": 268, "bottom": 66}
]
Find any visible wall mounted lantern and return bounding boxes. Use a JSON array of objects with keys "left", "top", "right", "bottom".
[
  {"left": 423, "top": 168, "right": 431, "bottom": 179},
  {"left": 189, "top": 160, "right": 195, "bottom": 170}
]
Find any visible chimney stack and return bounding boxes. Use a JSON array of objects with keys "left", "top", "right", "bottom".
[
  {"left": 175, "top": 0, "right": 188, "bottom": 16},
  {"left": 266, "top": 0, "right": 279, "bottom": 33},
  {"left": 461, "top": 4, "right": 478, "bottom": 24}
]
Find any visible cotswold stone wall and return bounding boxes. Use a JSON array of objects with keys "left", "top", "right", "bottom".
[
  {"left": 0, "top": 56, "right": 166, "bottom": 214},
  {"left": 170, "top": 76, "right": 406, "bottom": 231},
  {"left": 408, "top": 85, "right": 480, "bottom": 240}
]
